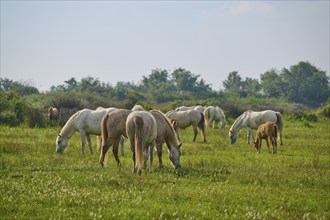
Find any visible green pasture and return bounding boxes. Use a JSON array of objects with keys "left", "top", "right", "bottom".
[{"left": 0, "top": 118, "right": 329, "bottom": 219}]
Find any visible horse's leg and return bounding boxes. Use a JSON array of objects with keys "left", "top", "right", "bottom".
[
  {"left": 273, "top": 137, "right": 277, "bottom": 154},
  {"left": 86, "top": 134, "right": 93, "bottom": 154},
  {"left": 247, "top": 127, "right": 254, "bottom": 144},
  {"left": 192, "top": 126, "right": 198, "bottom": 142},
  {"left": 79, "top": 130, "right": 86, "bottom": 155},
  {"left": 99, "top": 139, "right": 112, "bottom": 167},
  {"left": 258, "top": 140, "right": 262, "bottom": 153},
  {"left": 201, "top": 127, "right": 206, "bottom": 143},
  {"left": 149, "top": 143, "right": 154, "bottom": 172},
  {"left": 142, "top": 142, "right": 149, "bottom": 169},
  {"left": 156, "top": 142, "right": 163, "bottom": 168},
  {"left": 96, "top": 136, "right": 102, "bottom": 152},
  {"left": 279, "top": 131, "right": 283, "bottom": 146},
  {"left": 265, "top": 138, "right": 271, "bottom": 153},
  {"left": 129, "top": 137, "right": 136, "bottom": 172},
  {"left": 112, "top": 138, "right": 121, "bottom": 166},
  {"left": 197, "top": 122, "right": 206, "bottom": 143},
  {"left": 120, "top": 136, "right": 125, "bottom": 156}
]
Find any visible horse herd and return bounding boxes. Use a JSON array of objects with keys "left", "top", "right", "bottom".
[{"left": 54, "top": 105, "right": 283, "bottom": 175}]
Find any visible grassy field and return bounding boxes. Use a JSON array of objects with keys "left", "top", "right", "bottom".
[{"left": 0, "top": 117, "right": 329, "bottom": 219}]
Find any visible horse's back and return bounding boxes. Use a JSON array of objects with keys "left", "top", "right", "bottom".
[
  {"left": 249, "top": 110, "right": 278, "bottom": 128},
  {"left": 167, "top": 110, "right": 201, "bottom": 128},
  {"left": 127, "top": 111, "right": 157, "bottom": 142},
  {"left": 106, "top": 109, "right": 132, "bottom": 138}
]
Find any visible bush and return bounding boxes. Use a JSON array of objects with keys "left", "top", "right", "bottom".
[
  {"left": 317, "top": 98, "right": 330, "bottom": 118},
  {"left": 0, "top": 91, "right": 30, "bottom": 126},
  {"left": 285, "top": 111, "right": 318, "bottom": 122},
  {"left": 25, "top": 107, "right": 46, "bottom": 128}
]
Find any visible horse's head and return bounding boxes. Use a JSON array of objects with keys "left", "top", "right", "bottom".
[
  {"left": 56, "top": 134, "right": 68, "bottom": 153},
  {"left": 169, "top": 143, "right": 182, "bottom": 169},
  {"left": 229, "top": 130, "right": 237, "bottom": 144},
  {"left": 220, "top": 119, "right": 227, "bottom": 128}
]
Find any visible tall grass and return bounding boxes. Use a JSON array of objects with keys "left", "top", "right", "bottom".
[{"left": 0, "top": 118, "right": 329, "bottom": 219}]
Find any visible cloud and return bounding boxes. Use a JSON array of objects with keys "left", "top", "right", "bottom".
[{"left": 229, "top": 2, "right": 276, "bottom": 16}]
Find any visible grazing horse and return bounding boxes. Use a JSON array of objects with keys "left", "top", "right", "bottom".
[
  {"left": 229, "top": 110, "right": 283, "bottom": 145},
  {"left": 166, "top": 109, "right": 206, "bottom": 143},
  {"left": 56, "top": 108, "right": 116, "bottom": 155},
  {"left": 150, "top": 110, "right": 182, "bottom": 169},
  {"left": 253, "top": 122, "right": 278, "bottom": 154},
  {"left": 204, "top": 106, "right": 227, "bottom": 129},
  {"left": 48, "top": 107, "right": 59, "bottom": 125},
  {"left": 99, "top": 109, "right": 132, "bottom": 167},
  {"left": 126, "top": 111, "right": 157, "bottom": 175}
]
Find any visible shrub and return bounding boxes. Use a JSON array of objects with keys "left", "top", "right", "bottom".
[
  {"left": 25, "top": 107, "right": 46, "bottom": 128},
  {"left": 0, "top": 91, "right": 30, "bottom": 126},
  {"left": 317, "top": 98, "right": 330, "bottom": 118},
  {"left": 285, "top": 111, "right": 318, "bottom": 122}
]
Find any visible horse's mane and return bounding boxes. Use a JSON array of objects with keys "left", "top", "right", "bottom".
[
  {"left": 59, "top": 110, "right": 80, "bottom": 138},
  {"left": 230, "top": 111, "right": 248, "bottom": 133},
  {"left": 151, "top": 110, "right": 177, "bottom": 136}
]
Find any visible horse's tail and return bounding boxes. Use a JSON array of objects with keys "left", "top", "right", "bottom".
[
  {"left": 100, "top": 114, "right": 110, "bottom": 151},
  {"left": 134, "top": 116, "right": 144, "bottom": 174},
  {"left": 198, "top": 112, "right": 207, "bottom": 143},
  {"left": 275, "top": 112, "right": 283, "bottom": 132},
  {"left": 204, "top": 108, "right": 210, "bottom": 127}
]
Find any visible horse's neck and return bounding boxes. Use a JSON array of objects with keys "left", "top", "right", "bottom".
[
  {"left": 231, "top": 112, "right": 248, "bottom": 134},
  {"left": 60, "top": 119, "right": 77, "bottom": 139}
]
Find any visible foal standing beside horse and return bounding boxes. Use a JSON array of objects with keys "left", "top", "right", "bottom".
[{"left": 229, "top": 110, "right": 283, "bottom": 145}]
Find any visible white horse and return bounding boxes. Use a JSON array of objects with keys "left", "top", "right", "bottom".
[
  {"left": 229, "top": 110, "right": 283, "bottom": 145},
  {"left": 56, "top": 107, "right": 116, "bottom": 155},
  {"left": 166, "top": 109, "right": 206, "bottom": 143},
  {"left": 204, "top": 106, "right": 227, "bottom": 129}
]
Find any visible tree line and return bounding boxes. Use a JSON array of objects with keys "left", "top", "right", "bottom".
[{"left": 1, "top": 61, "right": 329, "bottom": 108}]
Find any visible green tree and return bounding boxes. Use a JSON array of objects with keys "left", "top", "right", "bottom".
[
  {"left": 281, "top": 61, "right": 329, "bottom": 106},
  {"left": 139, "top": 69, "right": 176, "bottom": 102},
  {"left": 172, "top": 68, "right": 212, "bottom": 98},
  {"left": 223, "top": 71, "right": 243, "bottom": 95},
  {"left": 241, "top": 77, "right": 262, "bottom": 97},
  {"left": 0, "top": 78, "right": 39, "bottom": 95},
  {"left": 64, "top": 77, "right": 78, "bottom": 91},
  {"left": 260, "top": 69, "right": 283, "bottom": 98}
]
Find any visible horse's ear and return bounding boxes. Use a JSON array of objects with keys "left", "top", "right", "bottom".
[{"left": 171, "top": 119, "right": 178, "bottom": 127}]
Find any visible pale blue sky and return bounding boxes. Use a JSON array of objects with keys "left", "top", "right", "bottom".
[{"left": 1, "top": 1, "right": 329, "bottom": 91}]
